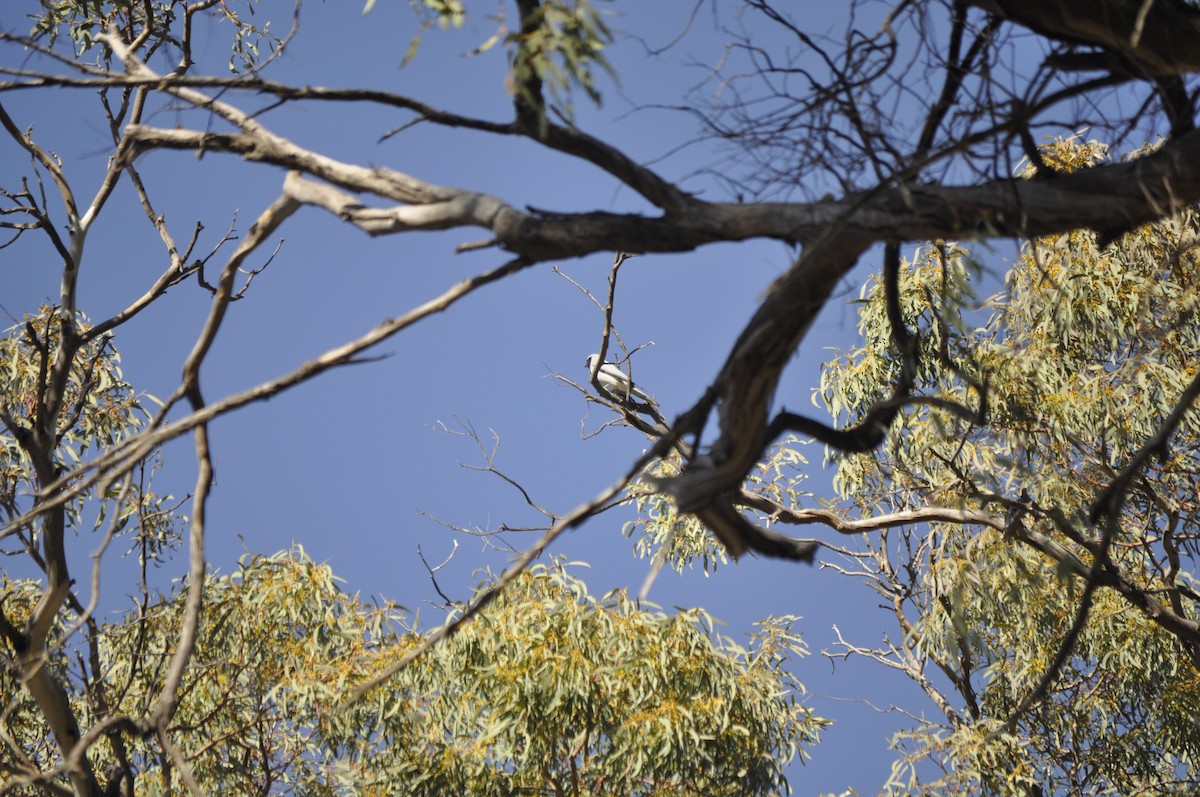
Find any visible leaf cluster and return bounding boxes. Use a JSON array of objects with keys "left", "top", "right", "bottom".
[
  {"left": 381, "top": 0, "right": 615, "bottom": 126},
  {"left": 816, "top": 139, "right": 1200, "bottom": 793},
  {"left": 6, "top": 549, "right": 825, "bottom": 795},
  {"left": 29, "top": 1, "right": 282, "bottom": 72},
  {"left": 625, "top": 457, "right": 731, "bottom": 576},
  {"left": 506, "top": 0, "right": 614, "bottom": 116},
  {"left": 0, "top": 309, "right": 179, "bottom": 558}
]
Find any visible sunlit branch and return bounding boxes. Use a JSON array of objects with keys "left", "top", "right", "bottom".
[
  {"left": 1, "top": 253, "right": 538, "bottom": 545},
  {"left": 1091, "top": 367, "right": 1200, "bottom": 523},
  {"left": 151, "top": 193, "right": 298, "bottom": 730},
  {"left": 737, "top": 498, "right": 1004, "bottom": 535},
  {"left": 345, "top": 434, "right": 677, "bottom": 705}
]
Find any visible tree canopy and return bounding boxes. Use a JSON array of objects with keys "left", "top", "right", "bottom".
[
  {"left": 3, "top": 1, "right": 1200, "bottom": 794},
  {"left": 4, "top": 536, "right": 823, "bottom": 795},
  {"left": 816, "top": 139, "right": 1200, "bottom": 793}
]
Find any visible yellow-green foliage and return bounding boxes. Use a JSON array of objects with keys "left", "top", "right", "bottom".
[
  {"left": 818, "top": 139, "right": 1200, "bottom": 794},
  {"left": 0, "top": 308, "right": 823, "bottom": 796},
  {"left": 52, "top": 552, "right": 824, "bottom": 796},
  {"left": 29, "top": 1, "right": 282, "bottom": 72},
  {"left": 626, "top": 441, "right": 815, "bottom": 576},
  {"left": 0, "top": 309, "right": 179, "bottom": 560}
]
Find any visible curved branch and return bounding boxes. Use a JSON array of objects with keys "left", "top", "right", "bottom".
[
  {"left": 344, "top": 419, "right": 685, "bottom": 704},
  {"left": 655, "top": 129, "right": 1200, "bottom": 523},
  {"left": 693, "top": 495, "right": 817, "bottom": 561},
  {"left": 152, "top": 193, "right": 298, "bottom": 731},
  {"left": 1, "top": 254, "right": 538, "bottom": 545},
  {"left": 121, "top": 119, "right": 1200, "bottom": 255},
  {"left": 736, "top": 497, "right": 1005, "bottom": 535},
  {"left": 969, "top": 0, "right": 1200, "bottom": 77}
]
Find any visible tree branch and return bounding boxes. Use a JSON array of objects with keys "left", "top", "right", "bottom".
[
  {"left": 969, "top": 0, "right": 1200, "bottom": 76},
  {"left": 151, "top": 193, "right": 299, "bottom": 729}
]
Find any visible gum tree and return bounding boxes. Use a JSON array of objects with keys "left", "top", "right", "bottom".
[
  {"left": 4, "top": 1, "right": 1200, "bottom": 793},
  {"left": 815, "top": 139, "right": 1200, "bottom": 793}
]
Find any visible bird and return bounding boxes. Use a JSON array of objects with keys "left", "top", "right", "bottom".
[{"left": 585, "top": 353, "right": 656, "bottom": 406}]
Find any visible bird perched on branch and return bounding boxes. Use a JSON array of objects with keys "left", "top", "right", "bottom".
[{"left": 585, "top": 353, "right": 657, "bottom": 407}]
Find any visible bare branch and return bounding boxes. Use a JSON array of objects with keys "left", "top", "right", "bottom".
[
  {"left": 1, "top": 251, "right": 538, "bottom": 546},
  {"left": 738, "top": 498, "right": 1004, "bottom": 535},
  {"left": 151, "top": 193, "right": 299, "bottom": 728},
  {"left": 345, "top": 437, "right": 670, "bottom": 704}
]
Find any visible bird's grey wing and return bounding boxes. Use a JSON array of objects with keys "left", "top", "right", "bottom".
[
  {"left": 628, "top": 382, "right": 654, "bottom": 403},
  {"left": 593, "top": 361, "right": 657, "bottom": 406},
  {"left": 614, "top": 366, "right": 654, "bottom": 404},
  {"left": 598, "top": 364, "right": 631, "bottom": 392}
]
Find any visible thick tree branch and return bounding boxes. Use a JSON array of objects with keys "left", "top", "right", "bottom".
[
  {"left": 654, "top": 129, "right": 1200, "bottom": 526},
  {"left": 969, "top": 0, "right": 1200, "bottom": 76},
  {"left": 121, "top": 121, "right": 1200, "bottom": 257},
  {"left": 693, "top": 498, "right": 817, "bottom": 561},
  {"left": 0, "top": 66, "right": 690, "bottom": 212}
]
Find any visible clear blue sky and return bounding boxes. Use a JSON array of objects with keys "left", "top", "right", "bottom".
[{"left": 0, "top": 2, "right": 1008, "bottom": 792}]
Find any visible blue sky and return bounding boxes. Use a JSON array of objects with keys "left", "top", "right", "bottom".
[{"left": 0, "top": 2, "right": 1010, "bottom": 792}]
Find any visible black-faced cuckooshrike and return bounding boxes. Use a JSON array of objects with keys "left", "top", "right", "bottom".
[{"left": 585, "top": 354, "right": 656, "bottom": 406}]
